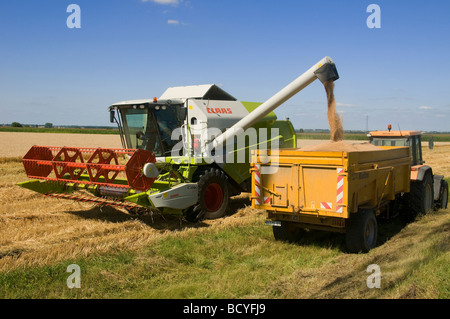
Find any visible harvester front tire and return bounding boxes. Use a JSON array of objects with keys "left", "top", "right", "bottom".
[
  {"left": 185, "top": 168, "right": 229, "bottom": 222},
  {"left": 345, "top": 210, "right": 377, "bottom": 253}
]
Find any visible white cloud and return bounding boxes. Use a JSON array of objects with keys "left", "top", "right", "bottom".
[
  {"left": 419, "top": 106, "right": 432, "bottom": 110},
  {"left": 142, "top": 0, "right": 179, "bottom": 5},
  {"left": 167, "top": 19, "right": 179, "bottom": 25}
]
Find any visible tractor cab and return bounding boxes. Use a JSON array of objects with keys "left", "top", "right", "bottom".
[{"left": 368, "top": 125, "right": 424, "bottom": 166}]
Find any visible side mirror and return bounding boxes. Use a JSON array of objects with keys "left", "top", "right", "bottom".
[{"left": 110, "top": 110, "right": 115, "bottom": 123}]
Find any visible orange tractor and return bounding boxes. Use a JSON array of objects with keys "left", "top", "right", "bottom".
[{"left": 368, "top": 125, "right": 448, "bottom": 218}]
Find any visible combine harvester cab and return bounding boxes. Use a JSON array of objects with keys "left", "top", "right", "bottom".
[{"left": 18, "top": 57, "right": 339, "bottom": 222}]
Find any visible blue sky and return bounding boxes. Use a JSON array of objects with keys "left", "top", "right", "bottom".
[{"left": 1, "top": 0, "right": 449, "bottom": 131}]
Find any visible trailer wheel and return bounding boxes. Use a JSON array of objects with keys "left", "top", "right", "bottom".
[
  {"left": 438, "top": 180, "right": 448, "bottom": 209},
  {"left": 185, "top": 168, "right": 229, "bottom": 222},
  {"left": 272, "top": 222, "right": 304, "bottom": 243},
  {"left": 345, "top": 210, "right": 377, "bottom": 253}
]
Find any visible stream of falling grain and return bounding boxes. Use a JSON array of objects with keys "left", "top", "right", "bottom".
[{"left": 324, "top": 80, "right": 343, "bottom": 142}]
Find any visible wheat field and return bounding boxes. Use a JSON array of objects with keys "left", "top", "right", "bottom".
[
  {"left": 0, "top": 132, "right": 449, "bottom": 298},
  {"left": 1, "top": 132, "right": 449, "bottom": 271}
]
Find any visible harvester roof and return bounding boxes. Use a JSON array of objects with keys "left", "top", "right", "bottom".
[
  {"left": 109, "top": 84, "right": 237, "bottom": 110},
  {"left": 159, "top": 84, "right": 237, "bottom": 101}
]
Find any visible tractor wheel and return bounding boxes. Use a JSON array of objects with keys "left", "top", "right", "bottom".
[
  {"left": 272, "top": 222, "right": 304, "bottom": 243},
  {"left": 402, "top": 172, "right": 434, "bottom": 222},
  {"left": 185, "top": 168, "right": 229, "bottom": 222},
  {"left": 345, "top": 210, "right": 377, "bottom": 253},
  {"left": 438, "top": 180, "right": 448, "bottom": 210}
]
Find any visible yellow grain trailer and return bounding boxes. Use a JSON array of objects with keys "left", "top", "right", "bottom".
[{"left": 251, "top": 146, "right": 411, "bottom": 252}]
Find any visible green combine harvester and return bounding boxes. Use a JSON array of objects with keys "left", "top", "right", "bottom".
[{"left": 18, "top": 57, "right": 339, "bottom": 221}]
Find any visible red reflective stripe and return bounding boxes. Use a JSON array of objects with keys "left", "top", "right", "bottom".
[{"left": 321, "top": 202, "right": 332, "bottom": 210}]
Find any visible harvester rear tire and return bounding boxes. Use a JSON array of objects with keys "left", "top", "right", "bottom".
[
  {"left": 185, "top": 168, "right": 229, "bottom": 222},
  {"left": 345, "top": 210, "right": 377, "bottom": 253}
]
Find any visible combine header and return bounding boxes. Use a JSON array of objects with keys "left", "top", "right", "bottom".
[
  {"left": 18, "top": 56, "right": 339, "bottom": 221},
  {"left": 20, "top": 146, "right": 157, "bottom": 208}
]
